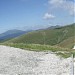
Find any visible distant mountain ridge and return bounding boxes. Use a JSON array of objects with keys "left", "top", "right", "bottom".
[
  {"left": 4, "top": 23, "right": 75, "bottom": 49},
  {"left": 0, "top": 29, "right": 31, "bottom": 42},
  {"left": 47, "top": 25, "right": 61, "bottom": 29}
]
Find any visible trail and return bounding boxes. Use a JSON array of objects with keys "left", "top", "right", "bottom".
[{"left": 0, "top": 45, "right": 73, "bottom": 75}]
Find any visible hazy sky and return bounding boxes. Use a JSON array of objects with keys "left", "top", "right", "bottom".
[{"left": 0, "top": 0, "right": 74, "bottom": 33}]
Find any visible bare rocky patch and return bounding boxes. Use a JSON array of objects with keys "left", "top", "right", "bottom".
[{"left": 0, "top": 45, "right": 73, "bottom": 75}]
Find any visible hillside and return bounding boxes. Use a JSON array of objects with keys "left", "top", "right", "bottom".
[
  {"left": 4, "top": 23, "right": 75, "bottom": 49},
  {"left": 57, "top": 36, "right": 75, "bottom": 48},
  {"left": 0, "top": 29, "right": 31, "bottom": 42}
]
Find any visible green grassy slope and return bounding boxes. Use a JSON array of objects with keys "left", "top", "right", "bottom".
[
  {"left": 4, "top": 23, "right": 75, "bottom": 48},
  {"left": 57, "top": 36, "right": 75, "bottom": 49},
  {"left": 1, "top": 43, "right": 74, "bottom": 58}
]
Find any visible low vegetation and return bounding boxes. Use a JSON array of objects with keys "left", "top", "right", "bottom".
[
  {"left": 1, "top": 43, "right": 74, "bottom": 58},
  {"left": 0, "top": 23, "right": 75, "bottom": 58},
  {"left": 4, "top": 23, "right": 75, "bottom": 49},
  {"left": 57, "top": 36, "right": 75, "bottom": 48}
]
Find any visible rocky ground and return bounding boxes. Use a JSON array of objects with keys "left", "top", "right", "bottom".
[{"left": 0, "top": 45, "right": 74, "bottom": 75}]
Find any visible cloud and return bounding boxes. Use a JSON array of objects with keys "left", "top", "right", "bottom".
[
  {"left": 48, "top": 0, "right": 75, "bottom": 16},
  {"left": 43, "top": 13, "right": 55, "bottom": 20},
  {"left": 49, "top": 0, "right": 64, "bottom": 5}
]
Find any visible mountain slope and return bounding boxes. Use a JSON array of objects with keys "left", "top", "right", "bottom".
[
  {"left": 57, "top": 36, "right": 75, "bottom": 49},
  {"left": 4, "top": 23, "right": 75, "bottom": 48},
  {"left": 0, "top": 29, "right": 30, "bottom": 42}
]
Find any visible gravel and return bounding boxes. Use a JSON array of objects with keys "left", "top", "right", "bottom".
[{"left": 0, "top": 45, "right": 74, "bottom": 75}]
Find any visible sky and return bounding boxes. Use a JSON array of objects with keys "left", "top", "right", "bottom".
[{"left": 0, "top": 0, "right": 75, "bottom": 33}]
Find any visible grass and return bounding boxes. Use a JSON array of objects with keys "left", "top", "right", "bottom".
[
  {"left": 57, "top": 36, "right": 75, "bottom": 49},
  {"left": 1, "top": 43, "right": 74, "bottom": 58},
  {"left": 56, "top": 52, "right": 72, "bottom": 58},
  {"left": 4, "top": 23, "right": 74, "bottom": 49},
  {"left": 0, "top": 23, "right": 75, "bottom": 58}
]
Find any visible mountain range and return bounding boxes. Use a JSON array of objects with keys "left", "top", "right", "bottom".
[
  {"left": 0, "top": 23, "right": 75, "bottom": 49},
  {"left": 0, "top": 29, "right": 32, "bottom": 42}
]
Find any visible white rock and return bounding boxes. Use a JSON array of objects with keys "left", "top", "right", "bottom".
[
  {"left": 0, "top": 45, "right": 74, "bottom": 75},
  {"left": 73, "top": 46, "right": 75, "bottom": 49}
]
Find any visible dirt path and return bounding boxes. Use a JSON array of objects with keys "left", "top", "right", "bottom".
[{"left": 0, "top": 45, "right": 73, "bottom": 75}]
